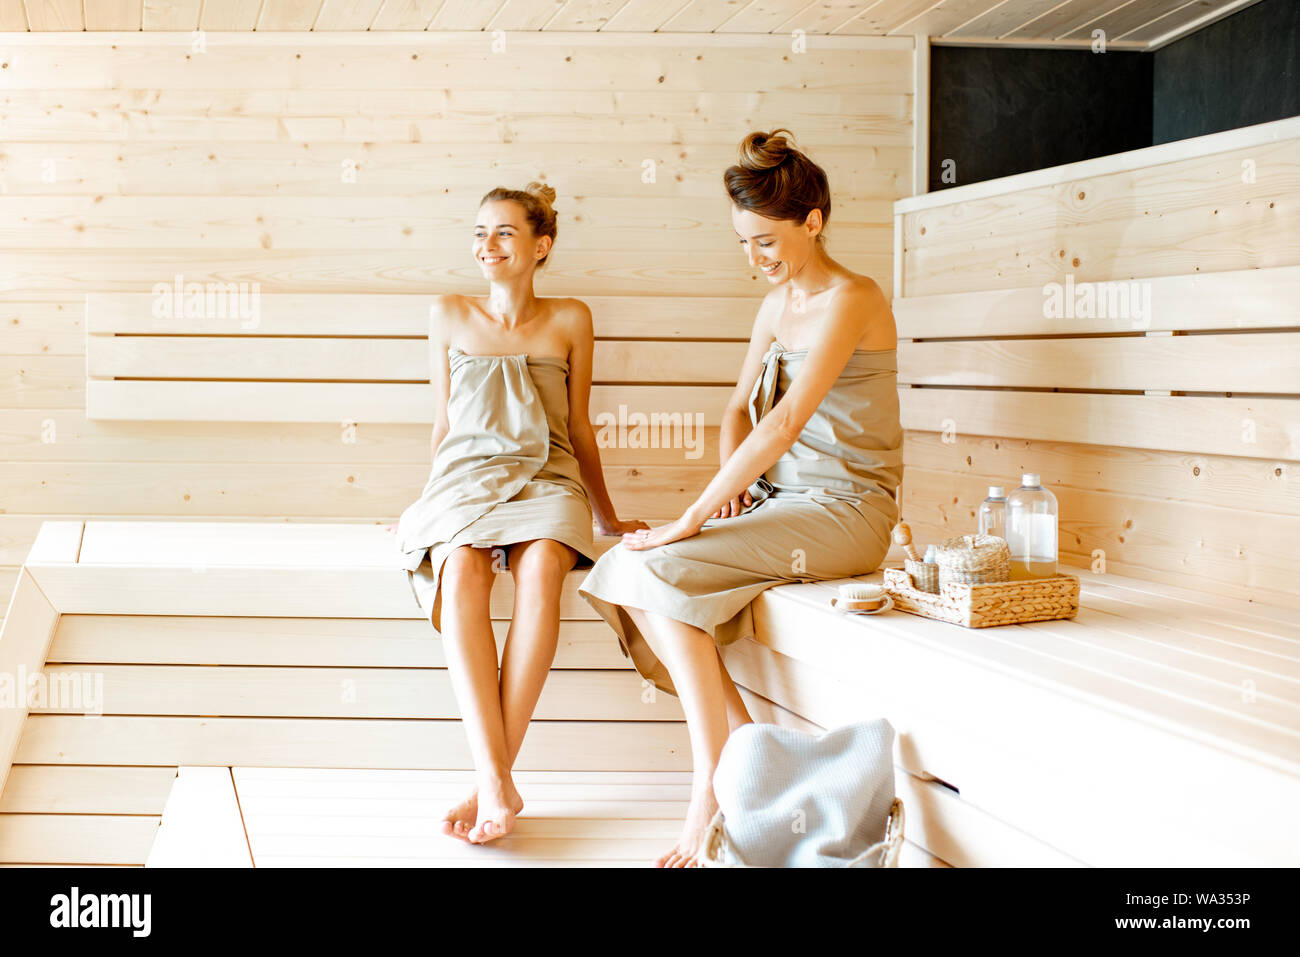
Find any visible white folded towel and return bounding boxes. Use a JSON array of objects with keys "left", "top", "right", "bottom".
[{"left": 711, "top": 719, "right": 896, "bottom": 867}]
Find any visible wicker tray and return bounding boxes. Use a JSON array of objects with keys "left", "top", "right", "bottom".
[
  {"left": 698, "top": 797, "right": 905, "bottom": 868},
  {"left": 882, "top": 566, "right": 1079, "bottom": 628}
]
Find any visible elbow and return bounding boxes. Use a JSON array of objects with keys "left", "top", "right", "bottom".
[{"left": 768, "top": 410, "right": 803, "bottom": 447}]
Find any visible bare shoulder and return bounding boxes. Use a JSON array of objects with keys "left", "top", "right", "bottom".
[
  {"left": 429, "top": 293, "right": 476, "bottom": 338},
  {"left": 752, "top": 285, "right": 785, "bottom": 338},
  {"left": 833, "top": 273, "right": 895, "bottom": 348},
  {"left": 836, "top": 273, "right": 889, "bottom": 310},
  {"left": 547, "top": 296, "right": 594, "bottom": 343}
]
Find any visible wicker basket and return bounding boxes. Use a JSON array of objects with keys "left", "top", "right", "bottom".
[
  {"left": 933, "top": 534, "right": 1010, "bottom": 585},
  {"left": 698, "top": 797, "right": 905, "bottom": 868},
  {"left": 904, "top": 558, "right": 939, "bottom": 593},
  {"left": 883, "top": 565, "right": 1079, "bottom": 628}
]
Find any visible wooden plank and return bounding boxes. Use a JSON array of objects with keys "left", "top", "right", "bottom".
[
  {"left": 0, "top": 410, "right": 721, "bottom": 466},
  {"left": 901, "top": 467, "right": 1300, "bottom": 611},
  {"left": 898, "top": 838, "right": 951, "bottom": 868},
  {"left": 75, "top": 520, "right": 415, "bottom": 568},
  {"left": 900, "top": 137, "right": 1300, "bottom": 296},
  {"left": 142, "top": 0, "right": 204, "bottom": 31},
  {"left": 145, "top": 767, "right": 252, "bottom": 867},
  {"left": 0, "top": 141, "right": 908, "bottom": 202},
  {"left": 893, "top": 266, "right": 1300, "bottom": 337},
  {"left": 894, "top": 769, "right": 1083, "bottom": 867},
  {"left": 900, "top": 332, "right": 1300, "bottom": 393},
  {"left": 751, "top": 582, "right": 1300, "bottom": 775},
  {"left": 87, "top": 336, "right": 750, "bottom": 385},
  {"left": 34, "top": 664, "right": 687, "bottom": 721},
  {"left": 1072, "top": 566, "right": 1300, "bottom": 634},
  {"left": 32, "top": 564, "right": 603, "bottom": 619},
  {"left": 0, "top": 460, "right": 706, "bottom": 519},
  {"left": 24, "top": 522, "right": 83, "bottom": 564},
  {"left": 902, "top": 430, "right": 1300, "bottom": 518},
  {"left": 84, "top": 380, "right": 736, "bottom": 425},
  {"left": 48, "top": 615, "right": 634, "bottom": 669},
  {"left": 3, "top": 250, "right": 895, "bottom": 299},
  {"left": 900, "top": 389, "right": 1300, "bottom": 460},
  {"left": 0, "top": 765, "right": 177, "bottom": 814},
  {"left": 0, "top": 570, "right": 61, "bottom": 798},
  {"left": 0, "top": 91, "right": 912, "bottom": 146},
  {"left": 83, "top": 0, "right": 143, "bottom": 30},
  {"left": 15, "top": 716, "right": 694, "bottom": 771},
  {"left": 199, "top": 0, "right": 263, "bottom": 29},
  {"left": 22, "top": 0, "right": 82, "bottom": 30},
  {"left": 0, "top": 41, "right": 915, "bottom": 92},
  {"left": 87, "top": 292, "right": 761, "bottom": 339},
  {"left": 0, "top": 815, "right": 160, "bottom": 865},
  {"left": 3, "top": 26, "right": 919, "bottom": 46},
  {"left": 1127, "top": 0, "right": 1262, "bottom": 47},
  {"left": 895, "top": 116, "right": 1300, "bottom": 215}
]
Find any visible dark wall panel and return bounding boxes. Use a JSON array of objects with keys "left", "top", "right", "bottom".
[
  {"left": 1153, "top": 0, "right": 1300, "bottom": 144},
  {"left": 928, "top": 46, "right": 1153, "bottom": 192}
]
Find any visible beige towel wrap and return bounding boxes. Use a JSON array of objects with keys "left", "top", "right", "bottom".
[
  {"left": 579, "top": 340, "right": 903, "bottom": 696},
  {"left": 395, "top": 347, "right": 596, "bottom": 631}
]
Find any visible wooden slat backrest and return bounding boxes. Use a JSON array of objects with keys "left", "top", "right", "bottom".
[
  {"left": 892, "top": 116, "right": 1300, "bottom": 610},
  {"left": 85, "top": 293, "right": 757, "bottom": 424}
]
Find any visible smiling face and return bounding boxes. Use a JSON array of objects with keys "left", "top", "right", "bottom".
[
  {"left": 473, "top": 199, "right": 551, "bottom": 279},
  {"left": 731, "top": 205, "right": 822, "bottom": 284}
]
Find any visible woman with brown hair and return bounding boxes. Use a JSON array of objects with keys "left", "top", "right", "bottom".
[
  {"left": 579, "top": 130, "right": 904, "bottom": 866},
  {"left": 393, "top": 182, "right": 648, "bottom": 846}
]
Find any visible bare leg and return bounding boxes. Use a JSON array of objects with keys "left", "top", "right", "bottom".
[
  {"left": 623, "top": 603, "right": 745, "bottom": 867},
  {"left": 499, "top": 539, "right": 578, "bottom": 764},
  {"left": 716, "top": 650, "right": 754, "bottom": 733},
  {"left": 448, "top": 539, "right": 578, "bottom": 844},
  {"left": 436, "top": 546, "right": 521, "bottom": 844}
]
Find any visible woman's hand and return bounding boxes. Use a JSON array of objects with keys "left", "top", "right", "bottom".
[
  {"left": 712, "top": 489, "right": 753, "bottom": 519},
  {"left": 621, "top": 512, "right": 706, "bottom": 551},
  {"left": 599, "top": 518, "right": 651, "bottom": 537}
]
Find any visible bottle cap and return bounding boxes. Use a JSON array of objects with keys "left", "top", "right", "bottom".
[
  {"left": 988, "top": 486, "right": 1004, "bottom": 497},
  {"left": 1022, "top": 473, "right": 1040, "bottom": 487}
]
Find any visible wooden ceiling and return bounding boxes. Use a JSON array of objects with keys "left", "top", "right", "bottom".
[{"left": 0, "top": 1, "right": 1265, "bottom": 50}]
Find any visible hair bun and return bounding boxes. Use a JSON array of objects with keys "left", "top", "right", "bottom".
[
  {"left": 524, "top": 181, "right": 557, "bottom": 208},
  {"left": 738, "top": 129, "right": 795, "bottom": 171}
]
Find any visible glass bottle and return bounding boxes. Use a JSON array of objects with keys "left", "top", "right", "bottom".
[
  {"left": 977, "top": 486, "right": 1007, "bottom": 539},
  {"left": 1006, "top": 473, "right": 1058, "bottom": 580}
]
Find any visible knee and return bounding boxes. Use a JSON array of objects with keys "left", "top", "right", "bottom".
[
  {"left": 441, "top": 546, "right": 496, "bottom": 592},
  {"left": 512, "top": 540, "right": 576, "bottom": 584}
]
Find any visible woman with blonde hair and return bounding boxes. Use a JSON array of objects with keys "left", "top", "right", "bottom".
[
  {"left": 393, "top": 182, "right": 648, "bottom": 845},
  {"left": 580, "top": 130, "right": 904, "bottom": 866}
]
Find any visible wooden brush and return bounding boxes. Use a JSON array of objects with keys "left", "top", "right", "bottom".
[{"left": 892, "top": 522, "right": 921, "bottom": 562}]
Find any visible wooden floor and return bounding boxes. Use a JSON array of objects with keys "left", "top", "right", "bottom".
[{"left": 145, "top": 767, "right": 948, "bottom": 868}]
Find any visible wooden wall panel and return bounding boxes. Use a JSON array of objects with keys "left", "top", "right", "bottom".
[{"left": 893, "top": 118, "right": 1300, "bottom": 611}]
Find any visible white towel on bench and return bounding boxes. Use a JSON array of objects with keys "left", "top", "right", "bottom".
[{"left": 711, "top": 719, "right": 896, "bottom": 867}]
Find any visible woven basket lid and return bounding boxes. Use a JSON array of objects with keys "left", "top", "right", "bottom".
[{"left": 936, "top": 533, "right": 1007, "bottom": 556}]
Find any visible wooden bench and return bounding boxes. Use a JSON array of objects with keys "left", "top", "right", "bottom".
[{"left": 2, "top": 518, "right": 1295, "bottom": 867}]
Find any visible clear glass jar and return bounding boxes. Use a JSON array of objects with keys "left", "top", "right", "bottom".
[{"left": 1006, "top": 473, "right": 1058, "bottom": 579}]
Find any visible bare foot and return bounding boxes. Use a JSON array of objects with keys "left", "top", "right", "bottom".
[
  {"left": 467, "top": 778, "right": 524, "bottom": 844},
  {"left": 655, "top": 787, "right": 719, "bottom": 868},
  {"left": 441, "top": 790, "right": 478, "bottom": 843}
]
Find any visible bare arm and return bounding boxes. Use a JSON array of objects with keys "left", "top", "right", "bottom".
[
  {"left": 565, "top": 300, "right": 648, "bottom": 536},
  {"left": 710, "top": 291, "right": 782, "bottom": 518}
]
